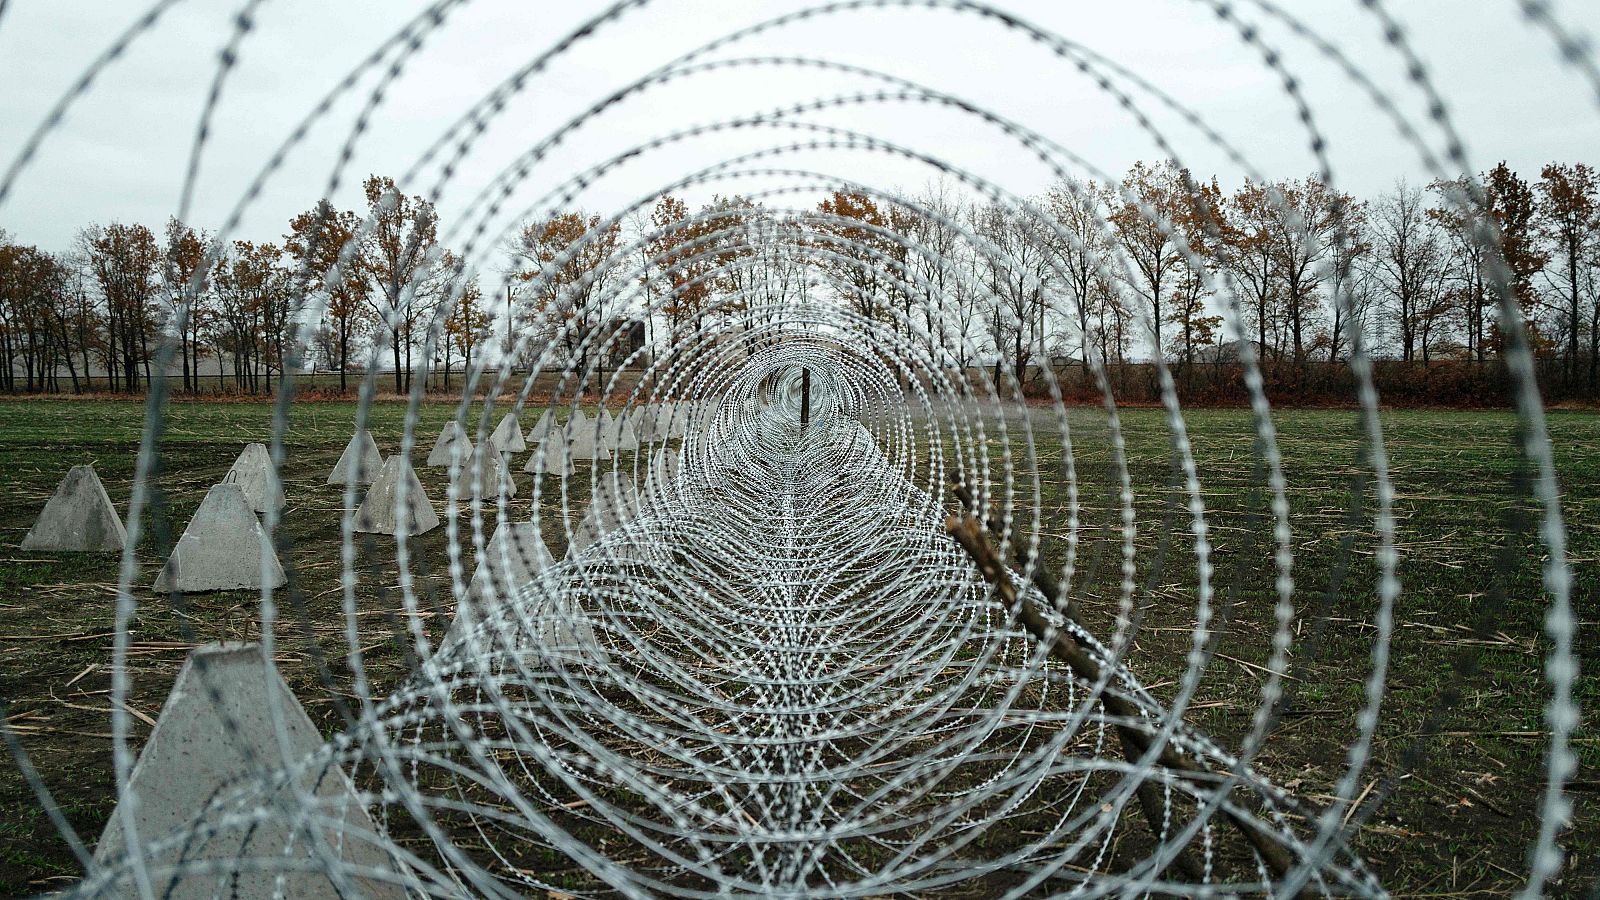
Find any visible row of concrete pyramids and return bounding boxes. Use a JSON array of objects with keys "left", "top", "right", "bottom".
[
  {"left": 446, "top": 448, "right": 680, "bottom": 649},
  {"left": 20, "top": 445, "right": 288, "bottom": 595},
  {"left": 157, "top": 443, "right": 289, "bottom": 594},
  {"left": 20, "top": 409, "right": 691, "bottom": 595},
  {"left": 330, "top": 428, "right": 474, "bottom": 537},
  {"left": 428, "top": 405, "right": 697, "bottom": 478},
  {"left": 22, "top": 439, "right": 421, "bottom": 593},
  {"left": 26, "top": 450, "right": 678, "bottom": 598},
  {"left": 94, "top": 494, "right": 678, "bottom": 896},
  {"left": 87, "top": 458, "right": 689, "bottom": 890},
  {"left": 21, "top": 442, "right": 284, "bottom": 556},
  {"left": 76, "top": 450, "right": 687, "bottom": 890},
  {"left": 521, "top": 402, "right": 704, "bottom": 446}
]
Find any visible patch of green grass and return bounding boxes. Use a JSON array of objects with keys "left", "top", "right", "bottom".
[
  {"left": 0, "top": 399, "right": 1593, "bottom": 894},
  {"left": 0, "top": 396, "right": 624, "bottom": 893},
  {"left": 930, "top": 404, "right": 1598, "bottom": 892}
]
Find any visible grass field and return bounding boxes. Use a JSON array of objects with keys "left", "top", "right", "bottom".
[{"left": 0, "top": 398, "right": 1594, "bottom": 895}]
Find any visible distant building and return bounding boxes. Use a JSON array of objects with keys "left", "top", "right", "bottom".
[{"left": 600, "top": 318, "right": 649, "bottom": 369}]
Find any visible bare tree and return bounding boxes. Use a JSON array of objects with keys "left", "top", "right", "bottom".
[
  {"left": 1222, "top": 179, "right": 1282, "bottom": 366},
  {"left": 1370, "top": 182, "right": 1448, "bottom": 362},
  {"left": 1537, "top": 162, "right": 1600, "bottom": 388},
  {"left": 1265, "top": 176, "right": 1353, "bottom": 368},
  {"left": 906, "top": 180, "right": 969, "bottom": 373},
  {"left": 737, "top": 209, "right": 810, "bottom": 354},
  {"left": 1045, "top": 177, "right": 1116, "bottom": 385},
  {"left": 974, "top": 200, "right": 1054, "bottom": 394},
  {"left": 1323, "top": 200, "right": 1373, "bottom": 364}
]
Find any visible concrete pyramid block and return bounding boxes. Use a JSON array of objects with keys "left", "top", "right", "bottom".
[
  {"left": 452, "top": 445, "right": 518, "bottom": 500},
  {"left": 426, "top": 420, "right": 473, "bottom": 468},
  {"left": 594, "top": 409, "right": 618, "bottom": 451},
  {"left": 523, "top": 409, "right": 554, "bottom": 443},
  {"left": 153, "top": 478, "right": 286, "bottom": 593},
  {"left": 92, "top": 642, "right": 403, "bottom": 898},
  {"left": 646, "top": 447, "right": 681, "bottom": 498},
  {"left": 566, "top": 408, "right": 589, "bottom": 437},
  {"left": 21, "top": 464, "right": 127, "bottom": 552},
  {"left": 522, "top": 437, "right": 574, "bottom": 476},
  {"left": 609, "top": 410, "right": 641, "bottom": 452},
  {"left": 631, "top": 405, "right": 660, "bottom": 442},
  {"left": 544, "top": 595, "right": 600, "bottom": 650},
  {"left": 489, "top": 412, "right": 525, "bottom": 453},
  {"left": 660, "top": 402, "right": 687, "bottom": 438},
  {"left": 568, "top": 471, "right": 638, "bottom": 557},
  {"left": 445, "top": 582, "right": 596, "bottom": 654},
  {"left": 566, "top": 420, "right": 612, "bottom": 462},
  {"left": 226, "top": 443, "right": 284, "bottom": 513},
  {"left": 470, "top": 522, "right": 552, "bottom": 602},
  {"left": 327, "top": 428, "right": 383, "bottom": 486},
  {"left": 445, "top": 522, "right": 555, "bottom": 649},
  {"left": 651, "top": 402, "right": 673, "bottom": 436},
  {"left": 355, "top": 456, "right": 440, "bottom": 536}
]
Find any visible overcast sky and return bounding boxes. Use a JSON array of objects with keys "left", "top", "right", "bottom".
[{"left": 2, "top": 0, "right": 1598, "bottom": 263}]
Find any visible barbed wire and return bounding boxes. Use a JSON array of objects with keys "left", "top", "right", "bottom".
[{"left": 0, "top": 1, "right": 1586, "bottom": 896}]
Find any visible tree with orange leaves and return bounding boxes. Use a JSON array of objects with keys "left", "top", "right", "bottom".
[
  {"left": 439, "top": 255, "right": 487, "bottom": 391},
  {"left": 510, "top": 210, "right": 622, "bottom": 375},
  {"left": 159, "top": 217, "right": 210, "bottom": 393},
  {"left": 360, "top": 175, "right": 437, "bottom": 394},
  {"left": 814, "top": 190, "right": 895, "bottom": 323},
  {"left": 646, "top": 195, "right": 714, "bottom": 338},
  {"left": 286, "top": 199, "right": 372, "bottom": 393}
]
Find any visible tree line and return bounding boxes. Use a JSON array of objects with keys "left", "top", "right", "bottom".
[
  {"left": 0, "top": 175, "right": 485, "bottom": 396},
  {"left": 2, "top": 161, "right": 1598, "bottom": 404}
]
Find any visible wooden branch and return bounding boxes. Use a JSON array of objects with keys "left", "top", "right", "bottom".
[
  {"left": 944, "top": 510, "right": 1298, "bottom": 881},
  {"left": 950, "top": 481, "right": 1081, "bottom": 624}
]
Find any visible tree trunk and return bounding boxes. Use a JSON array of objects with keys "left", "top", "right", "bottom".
[
  {"left": 1150, "top": 283, "right": 1163, "bottom": 396},
  {"left": 1013, "top": 324, "right": 1025, "bottom": 394},
  {"left": 1589, "top": 296, "right": 1599, "bottom": 394},
  {"left": 1, "top": 330, "right": 14, "bottom": 392},
  {"left": 139, "top": 323, "right": 152, "bottom": 391},
  {"left": 1258, "top": 290, "right": 1267, "bottom": 364},
  {"left": 77, "top": 291, "right": 91, "bottom": 390},
  {"left": 58, "top": 321, "right": 80, "bottom": 394},
  {"left": 1569, "top": 244, "right": 1581, "bottom": 387},
  {"left": 1291, "top": 293, "right": 1304, "bottom": 366},
  {"left": 391, "top": 325, "right": 402, "bottom": 394}
]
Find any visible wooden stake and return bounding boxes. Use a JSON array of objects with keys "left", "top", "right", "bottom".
[
  {"left": 944, "top": 508, "right": 1299, "bottom": 882},
  {"left": 800, "top": 367, "right": 811, "bottom": 429}
]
